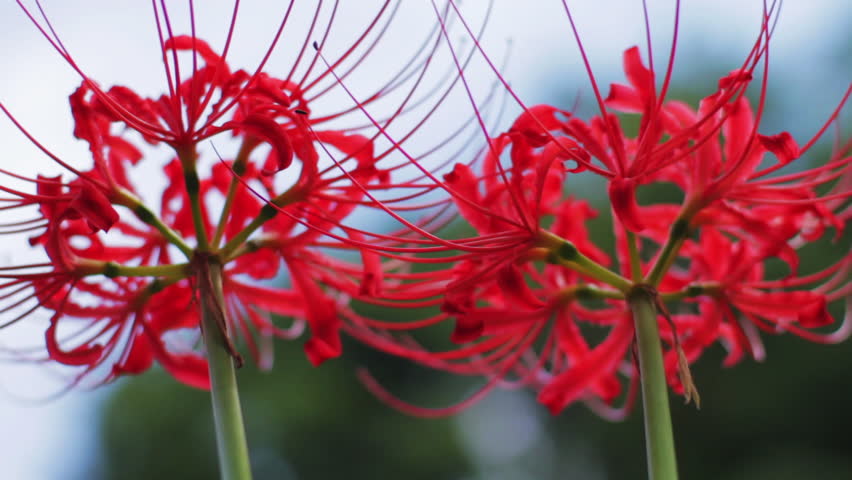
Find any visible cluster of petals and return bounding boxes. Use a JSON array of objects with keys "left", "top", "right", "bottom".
[
  {"left": 341, "top": 2, "right": 851, "bottom": 417},
  {"left": 1, "top": 1, "right": 849, "bottom": 421},
  {"left": 0, "top": 2, "right": 419, "bottom": 389}
]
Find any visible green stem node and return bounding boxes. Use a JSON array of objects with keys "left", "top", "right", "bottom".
[{"left": 537, "top": 231, "right": 633, "bottom": 292}]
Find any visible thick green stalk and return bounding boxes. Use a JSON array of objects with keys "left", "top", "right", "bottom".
[
  {"left": 629, "top": 287, "right": 679, "bottom": 480},
  {"left": 199, "top": 261, "right": 253, "bottom": 480}
]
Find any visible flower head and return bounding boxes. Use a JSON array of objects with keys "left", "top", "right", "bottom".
[
  {"left": 0, "top": 0, "right": 437, "bottom": 388},
  {"left": 338, "top": 0, "right": 851, "bottom": 418}
]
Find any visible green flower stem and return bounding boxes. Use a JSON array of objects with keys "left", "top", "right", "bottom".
[
  {"left": 575, "top": 284, "right": 625, "bottom": 300},
  {"left": 554, "top": 284, "right": 625, "bottom": 305},
  {"left": 102, "top": 261, "right": 189, "bottom": 279},
  {"left": 626, "top": 231, "right": 643, "bottom": 282},
  {"left": 219, "top": 188, "right": 302, "bottom": 259},
  {"left": 538, "top": 231, "right": 632, "bottom": 292},
  {"left": 211, "top": 176, "right": 242, "bottom": 249},
  {"left": 645, "top": 217, "right": 690, "bottom": 287},
  {"left": 114, "top": 188, "right": 193, "bottom": 258},
  {"left": 629, "top": 287, "right": 679, "bottom": 480},
  {"left": 144, "top": 276, "right": 180, "bottom": 295},
  {"left": 212, "top": 140, "right": 258, "bottom": 248},
  {"left": 177, "top": 145, "right": 210, "bottom": 251},
  {"left": 222, "top": 236, "right": 277, "bottom": 264},
  {"left": 219, "top": 204, "right": 277, "bottom": 260},
  {"left": 547, "top": 244, "right": 633, "bottom": 293},
  {"left": 199, "top": 261, "right": 253, "bottom": 480}
]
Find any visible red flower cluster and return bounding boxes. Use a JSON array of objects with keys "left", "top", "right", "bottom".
[
  {"left": 340, "top": 2, "right": 851, "bottom": 417},
  {"left": 0, "top": 1, "right": 447, "bottom": 389},
  {"left": 0, "top": 1, "right": 848, "bottom": 422}
]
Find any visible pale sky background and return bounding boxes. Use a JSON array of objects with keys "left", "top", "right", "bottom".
[{"left": 0, "top": 1, "right": 848, "bottom": 478}]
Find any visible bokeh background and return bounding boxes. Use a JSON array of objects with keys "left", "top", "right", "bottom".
[{"left": 0, "top": 1, "right": 849, "bottom": 479}]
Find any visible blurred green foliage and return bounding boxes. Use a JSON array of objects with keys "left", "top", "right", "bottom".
[{"left": 80, "top": 339, "right": 474, "bottom": 480}]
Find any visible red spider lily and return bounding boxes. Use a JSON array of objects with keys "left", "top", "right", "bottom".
[
  {"left": 558, "top": 6, "right": 851, "bottom": 235},
  {"left": 322, "top": 0, "right": 851, "bottom": 420},
  {"left": 0, "top": 0, "right": 453, "bottom": 389},
  {"left": 552, "top": 7, "right": 775, "bottom": 233},
  {"left": 434, "top": 0, "right": 849, "bottom": 234}
]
